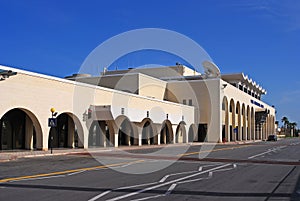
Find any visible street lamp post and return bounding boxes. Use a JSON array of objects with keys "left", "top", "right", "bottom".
[{"left": 49, "top": 108, "right": 58, "bottom": 154}]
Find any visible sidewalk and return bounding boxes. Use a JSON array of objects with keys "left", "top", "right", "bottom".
[{"left": 0, "top": 140, "right": 261, "bottom": 162}]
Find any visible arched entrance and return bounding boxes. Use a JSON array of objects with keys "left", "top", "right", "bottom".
[
  {"left": 222, "top": 96, "right": 229, "bottom": 142},
  {"left": 175, "top": 122, "right": 186, "bottom": 143},
  {"left": 118, "top": 118, "right": 135, "bottom": 146},
  {"left": 160, "top": 120, "right": 173, "bottom": 144},
  {"left": 142, "top": 121, "right": 156, "bottom": 145},
  {"left": 188, "top": 124, "right": 197, "bottom": 142},
  {"left": 0, "top": 108, "right": 42, "bottom": 150},
  {"left": 88, "top": 120, "right": 112, "bottom": 147},
  {"left": 48, "top": 113, "right": 83, "bottom": 149},
  {"left": 229, "top": 99, "right": 235, "bottom": 141}
]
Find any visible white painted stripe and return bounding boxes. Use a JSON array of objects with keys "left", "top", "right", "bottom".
[
  {"left": 106, "top": 164, "right": 231, "bottom": 201},
  {"left": 178, "top": 176, "right": 210, "bottom": 184},
  {"left": 68, "top": 170, "right": 86, "bottom": 176},
  {"left": 117, "top": 182, "right": 159, "bottom": 190},
  {"left": 248, "top": 150, "right": 273, "bottom": 159},
  {"left": 166, "top": 183, "right": 177, "bottom": 195},
  {"left": 159, "top": 170, "right": 197, "bottom": 183},
  {"left": 88, "top": 190, "right": 111, "bottom": 201}
]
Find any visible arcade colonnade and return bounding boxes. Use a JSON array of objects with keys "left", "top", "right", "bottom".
[
  {"left": 0, "top": 107, "right": 197, "bottom": 150},
  {"left": 222, "top": 96, "right": 275, "bottom": 142}
]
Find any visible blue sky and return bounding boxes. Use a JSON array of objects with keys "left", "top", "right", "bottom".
[{"left": 0, "top": 0, "right": 300, "bottom": 125}]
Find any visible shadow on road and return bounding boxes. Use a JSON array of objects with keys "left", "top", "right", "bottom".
[{"left": 0, "top": 183, "right": 293, "bottom": 199}]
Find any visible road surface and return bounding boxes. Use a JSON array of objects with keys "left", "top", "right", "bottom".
[{"left": 0, "top": 138, "right": 300, "bottom": 201}]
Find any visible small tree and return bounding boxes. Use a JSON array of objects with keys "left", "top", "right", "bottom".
[
  {"left": 289, "top": 122, "right": 297, "bottom": 137},
  {"left": 281, "top": 116, "right": 289, "bottom": 135}
]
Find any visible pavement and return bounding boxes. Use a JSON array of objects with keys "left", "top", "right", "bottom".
[
  {"left": 0, "top": 138, "right": 299, "bottom": 201},
  {"left": 0, "top": 140, "right": 261, "bottom": 162}
]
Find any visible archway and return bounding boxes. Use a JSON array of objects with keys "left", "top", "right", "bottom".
[
  {"left": 236, "top": 101, "right": 241, "bottom": 141},
  {"left": 117, "top": 117, "right": 135, "bottom": 146},
  {"left": 242, "top": 104, "right": 246, "bottom": 140},
  {"left": 247, "top": 105, "right": 251, "bottom": 140},
  {"left": 188, "top": 124, "right": 197, "bottom": 142},
  {"left": 229, "top": 99, "right": 235, "bottom": 141},
  {"left": 88, "top": 120, "right": 113, "bottom": 147},
  {"left": 160, "top": 120, "right": 173, "bottom": 144},
  {"left": 222, "top": 96, "right": 229, "bottom": 142},
  {"left": 48, "top": 113, "right": 83, "bottom": 149},
  {"left": 0, "top": 108, "right": 42, "bottom": 150},
  {"left": 141, "top": 120, "right": 157, "bottom": 145},
  {"left": 175, "top": 122, "right": 187, "bottom": 143}
]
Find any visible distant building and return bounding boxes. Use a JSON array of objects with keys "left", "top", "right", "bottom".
[{"left": 0, "top": 62, "right": 275, "bottom": 150}]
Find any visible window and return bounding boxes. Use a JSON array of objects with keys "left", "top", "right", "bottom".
[
  {"left": 188, "top": 99, "right": 193, "bottom": 106},
  {"left": 183, "top": 99, "right": 186, "bottom": 105}
]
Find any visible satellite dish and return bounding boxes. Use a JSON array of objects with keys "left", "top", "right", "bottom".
[{"left": 202, "top": 61, "right": 221, "bottom": 78}]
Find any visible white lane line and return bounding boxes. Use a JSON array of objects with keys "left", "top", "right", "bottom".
[
  {"left": 178, "top": 175, "right": 211, "bottom": 184},
  {"left": 248, "top": 149, "right": 275, "bottom": 159},
  {"left": 248, "top": 146, "right": 287, "bottom": 159},
  {"left": 211, "top": 164, "right": 237, "bottom": 173},
  {"left": 106, "top": 164, "right": 231, "bottom": 201},
  {"left": 130, "top": 184, "right": 177, "bottom": 201},
  {"left": 159, "top": 170, "right": 197, "bottom": 183},
  {"left": 159, "top": 163, "right": 221, "bottom": 183},
  {"left": 165, "top": 183, "right": 177, "bottom": 195},
  {"left": 68, "top": 170, "right": 86, "bottom": 176},
  {"left": 88, "top": 190, "right": 111, "bottom": 201},
  {"left": 117, "top": 182, "right": 159, "bottom": 190}
]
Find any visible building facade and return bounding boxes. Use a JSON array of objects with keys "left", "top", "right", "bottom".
[{"left": 0, "top": 62, "right": 276, "bottom": 151}]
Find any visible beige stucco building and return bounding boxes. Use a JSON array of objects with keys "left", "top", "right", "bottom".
[{"left": 0, "top": 62, "right": 276, "bottom": 151}]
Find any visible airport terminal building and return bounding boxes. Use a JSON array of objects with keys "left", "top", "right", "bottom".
[{"left": 0, "top": 62, "right": 276, "bottom": 151}]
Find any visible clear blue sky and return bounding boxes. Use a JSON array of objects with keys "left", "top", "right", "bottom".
[{"left": 1, "top": 0, "right": 300, "bottom": 126}]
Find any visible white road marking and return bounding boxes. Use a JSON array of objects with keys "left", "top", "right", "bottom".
[
  {"left": 178, "top": 175, "right": 211, "bottom": 184},
  {"left": 248, "top": 146, "right": 286, "bottom": 159},
  {"left": 117, "top": 182, "right": 159, "bottom": 190},
  {"left": 88, "top": 190, "right": 111, "bottom": 201},
  {"left": 159, "top": 170, "right": 197, "bottom": 183},
  {"left": 166, "top": 183, "right": 177, "bottom": 195},
  {"left": 67, "top": 170, "right": 86, "bottom": 176},
  {"left": 130, "top": 184, "right": 177, "bottom": 201},
  {"left": 106, "top": 164, "right": 231, "bottom": 201}
]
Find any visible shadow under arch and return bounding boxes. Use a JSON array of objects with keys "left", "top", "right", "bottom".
[
  {"left": 160, "top": 119, "right": 174, "bottom": 144},
  {"left": 0, "top": 107, "right": 43, "bottom": 150},
  {"left": 188, "top": 124, "right": 198, "bottom": 143},
  {"left": 48, "top": 112, "right": 84, "bottom": 149},
  {"left": 175, "top": 121, "right": 187, "bottom": 143},
  {"left": 88, "top": 120, "right": 114, "bottom": 148},
  {"left": 222, "top": 96, "right": 229, "bottom": 142},
  {"left": 114, "top": 115, "right": 136, "bottom": 146},
  {"left": 139, "top": 118, "right": 158, "bottom": 145}
]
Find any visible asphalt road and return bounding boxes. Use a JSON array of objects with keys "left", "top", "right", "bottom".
[{"left": 1, "top": 138, "right": 300, "bottom": 201}]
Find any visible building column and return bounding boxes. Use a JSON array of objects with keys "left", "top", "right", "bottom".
[
  {"left": 25, "top": 115, "right": 34, "bottom": 150},
  {"left": 114, "top": 133, "right": 118, "bottom": 147}
]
